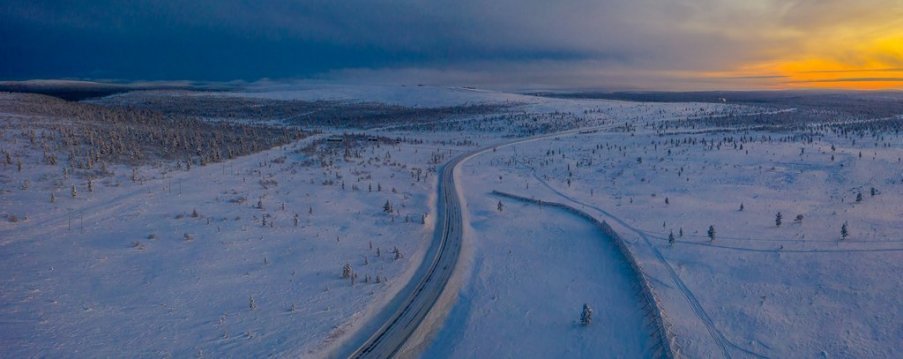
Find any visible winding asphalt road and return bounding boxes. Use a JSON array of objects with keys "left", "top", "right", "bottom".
[
  {"left": 344, "top": 126, "right": 614, "bottom": 358},
  {"left": 346, "top": 148, "right": 469, "bottom": 358}
]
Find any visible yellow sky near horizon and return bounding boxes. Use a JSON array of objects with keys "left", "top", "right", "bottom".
[
  {"left": 727, "top": 15, "right": 903, "bottom": 90},
  {"left": 657, "top": 1, "right": 903, "bottom": 90}
]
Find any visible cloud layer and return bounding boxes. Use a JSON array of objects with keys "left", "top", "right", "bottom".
[{"left": 2, "top": 0, "right": 902, "bottom": 89}]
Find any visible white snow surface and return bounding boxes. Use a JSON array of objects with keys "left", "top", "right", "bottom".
[
  {"left": 2, "top": 84, "right": 901, "bottom": 358},
  {"left": 0, "top": 126, "right": 450, "bottom": 357},
  {"left": 421, "top": 156, "right": 655, "bottom": 358},
  {"left": 455, "top": 125, "right": 903, "bottom": 358}
]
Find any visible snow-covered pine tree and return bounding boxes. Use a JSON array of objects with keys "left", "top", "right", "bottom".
[
  {"left": 342, "top": 263, "right": 352, "bottom": 279},
  {"left": 580, "top": 304, "right": 593, "bottom": 326}
]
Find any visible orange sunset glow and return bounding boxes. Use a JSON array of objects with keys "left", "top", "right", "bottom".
[
  {"left": 734, "top": 22, "right": 903, "bottom": 90},
  {"left": 2, "top": 0, "right": 903, "bottom": 90}
]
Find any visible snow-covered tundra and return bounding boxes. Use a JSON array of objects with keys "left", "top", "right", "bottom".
[{"left": 2, "top": 84, "right": 900, "bottom": 358}]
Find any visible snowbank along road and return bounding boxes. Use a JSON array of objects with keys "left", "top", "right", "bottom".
[
  {"left": 345, "top": 146, "right": 468, "bottom": 358},
  {"left": 345, "top": 126, "right": 618, "bottom": 358}
]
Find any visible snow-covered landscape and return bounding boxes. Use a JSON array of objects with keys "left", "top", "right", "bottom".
[{"left": 1, "top": 83, "right": 901, "bottom": 358}]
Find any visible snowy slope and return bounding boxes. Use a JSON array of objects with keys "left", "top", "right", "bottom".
[{"left": 0, "top": 128, "right": 455, "bottom": 357}]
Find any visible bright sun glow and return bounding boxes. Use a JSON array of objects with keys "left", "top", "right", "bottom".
[{"left": 759, "top": 33, "right": 903, "bottom": 90}]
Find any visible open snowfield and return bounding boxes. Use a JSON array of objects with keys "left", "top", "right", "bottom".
[
  {"left": 2, "top": 83, "right": 901, "bottom": 358},
  {"left": 461, "top": 120, "right": 903, "bottom": 357},
  {"left": 0, "top": 94, "right": 474, "bottom": 356},
  {"left": 421, "top": 160, "right": 655, "bottom": 358}
]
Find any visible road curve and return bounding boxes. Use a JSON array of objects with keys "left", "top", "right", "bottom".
[
  {"left": 346, "top": 148, "right": 470, "bottom": 358},
  {"left": 344, "top": 126, "right": 614, "bottom": 358}
]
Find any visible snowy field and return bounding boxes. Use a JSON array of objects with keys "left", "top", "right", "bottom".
[
  {"left": 2, "top": 84, "right": 901, "bottom": 358},
  {"left": 421, "top": 161, "right": 655, "bottom": 358},
  {"left": 0, "top": 91, "right": 469, "bottom": 356},
  {"left": 458, "top": 118, "right": 903, "bottom": 357}
]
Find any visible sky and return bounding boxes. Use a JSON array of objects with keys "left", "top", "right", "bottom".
[{"left": 2, "top": 0, "right": 902, "bottom": 90}]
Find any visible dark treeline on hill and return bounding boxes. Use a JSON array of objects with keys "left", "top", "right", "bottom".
[
  {"left": 0, "top": 81, "right": 229, "bottom": 101},
  {"left": 98, "top": 94, "right": 509, "bottom": 130},
  {"left": 534, "top": 90, "right": 903, "bottom": 118},
  {"left": 0, "top": 93, "right": 307, "bottom": 175}
]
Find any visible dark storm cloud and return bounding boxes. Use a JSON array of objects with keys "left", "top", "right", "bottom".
[{"left": 0, "top": 0, "right": 748, "bottom": 82}]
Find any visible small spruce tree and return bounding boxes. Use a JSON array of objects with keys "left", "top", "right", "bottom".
[
  {"left": 775, "top": 212, "right": 783, "bottom": 227},
  {"left": 580, "top": 304, "right": 593, "bottom": 326},
  {"left": 342, "top": 263, "right": 352, "bottom": 279}
]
